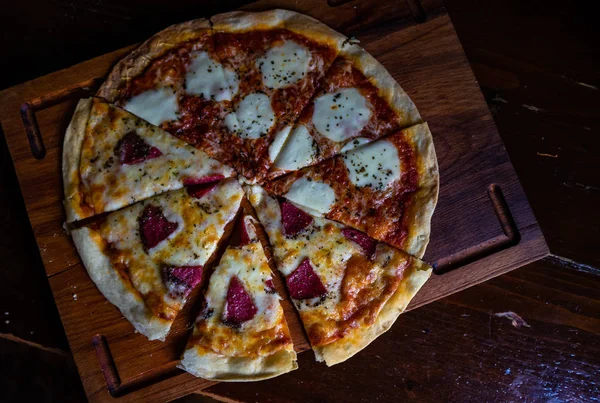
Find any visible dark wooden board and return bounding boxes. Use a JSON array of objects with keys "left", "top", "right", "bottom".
[{"left": 0, "top": 1, "right": 548, "bottom": 401}]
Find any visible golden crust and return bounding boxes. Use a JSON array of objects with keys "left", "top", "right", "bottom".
[
  {"left": 340, "top": 43, "right": 422, "bottom": 128},
  {"left": 211, "top": 9, "right": 347, "bottom": 50},
  {"left": 96, "top": 18, "right": 211, "bottom": 101},
  {"left": 314, "top": 257, "right": 432, "bottom": 366},
  {"left": 401, "top": 123, "right": 439, "bottom": 258},
  {"left": 179, "top": 345, "right": 298, "bottom": 381},
  {"left": 63, "top": 98, "right": 92, "bottom": 223}
]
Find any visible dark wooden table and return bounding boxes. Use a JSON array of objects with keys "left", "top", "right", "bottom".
[{"left": 1, "top": 1, "right": 598, "bottom": 402}]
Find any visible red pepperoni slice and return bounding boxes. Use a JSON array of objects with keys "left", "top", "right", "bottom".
[
  {"left": 229, "top": 215, "right": 250, "bottom": 247},
  {"left": 286, "top": 258, "right": 327, "bottom": 299},
  {"left": 280, "top": 200, "right": 313, "bottom": 236},
  {"left": 182, "top": 174, "right": 225, "bottom": 186},
  {"left": 139, "top": 205, "right": 178, "bottom": 250},
  {"left": 186, "top": 181, "right": 220, "bottom": 199},
  {"left": 163, "top": 265, "right": 203, "bottom": 298},
  {"left": 342, "top": 227, "right": 378, "bottom": 260},
  {"left": 223, "top": 276, "right": 257, "bottom": 327},
  {"left": 116, "top": 132, "right": 162, "bottom": 165}
]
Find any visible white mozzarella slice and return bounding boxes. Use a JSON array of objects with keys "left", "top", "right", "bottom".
[
  {"left": 258, "top": 40, "right": 310, "bottom": 89},
  {"left": 224, "top": 112, "right": 240, "bottom": 133},
  {"left": 285, "top": 177, "right": 336, "bottom": 215},
  {"left": 274, "top": 125, "right": 316, "bottom": 171},
  {"left": 269, "top": 126, "right": 292, "bottom": 162},
  {"left": 312, "top": 88, "right": 372, "bottom": 142},
  {"left": 185, "top": 51, "right": 237, "bottom": 102},
  {"left": 224, "top": 68, "right": 239, "bottom": 98},
  {"left": 340, "top": 136, "right": 371, "bottom": 153},
  {"left": 123, "top": 88, "right": 179, "bottom": 126},
  {"left": 342, "top": 140, "right": 401, "bottom": 191},
  {"left": 234, "top": 93, "right": 275, "bottom": 139}
]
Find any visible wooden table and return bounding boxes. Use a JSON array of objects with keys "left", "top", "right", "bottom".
[{"left": 1, "top": 1, "right": 598, "bottom": 402}]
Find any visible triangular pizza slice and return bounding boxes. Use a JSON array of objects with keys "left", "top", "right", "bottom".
[
  {"left": 246, "top": 185, "right": 432, "bottom": 366},
  {"left": 63, "top": 97, "right": 235, "bottom": 222},
  {"left": 264, "top": 123, "right": 439, "bottom": 258},
  {"left": 180, "top": 213, "right": 297, "bottom": 380},
  {"left": 211, "top": 9, "right": 348, "bottom": 180},
  {"left": 71, "top": 178, "right": 244, "bottom": 341},
  {"left": 269, "top": 43, "right": 421, "bottom": 179}
]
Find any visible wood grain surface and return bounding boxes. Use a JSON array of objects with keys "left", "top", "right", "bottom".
[{"left": 1, "top": 0, "right": 598, "bottom": 402}]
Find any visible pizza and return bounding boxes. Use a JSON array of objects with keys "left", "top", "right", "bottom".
[
  {"left": 264, "top": 123, "right": 438, "bottom": 257},
  {"left": 64, "top": 9, "right": 439, "bottom": 380},
  {"left": 71, "top": 178, "right": 244, "bottom": 340},
  {"left": 63, "top": 97, "right": 234, "bottom": 222},
  {"left": 180, "top": 214, "right": 297, "bottom": 380},
  {"left": 245, "top": 185, "right": 431, "bottom": 365},
  {"left": 269, "top": 43, "right": 421, "bottom": 179}
]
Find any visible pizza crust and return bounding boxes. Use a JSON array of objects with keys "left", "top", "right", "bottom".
[
  {"left": 96, "top": 18, "right": 211, "bottom": 101},
  {"left": 63, "top": 98, "right": 92, "bottom": 223},
  {"left": 341, "top": 43, "right": 422, "bottom": 128},
  {"left": 313, "top": 257, "right": 432, "bottom": 366},
  {"left": 179, "top": 346, "right": 298, "bottom": 381},
  {"left": 211, "top": 9, "right": 347, "bottom": 50},
  {"left": 401, "top": 123, "right": 439, "bottom": 258},
  {"left": 71, "top": 227, "right": 171, "bottom": 341}
]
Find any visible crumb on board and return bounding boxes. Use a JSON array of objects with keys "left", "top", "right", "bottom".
[{"left": 494, "top": 311, "right": 531, "bottom": 328}]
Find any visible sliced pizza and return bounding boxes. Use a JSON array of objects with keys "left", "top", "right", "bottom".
[
  {"left": 211, "top": 9, "right": 348, "bottom": 180},
  {"left": 63, "top": 97, "right": 235, "bottom": 222},
  {"left": 264, "top": 123, "right": 438, "bottom": 258},
  {"left": 246, "top": 185, "right": 431, "bottom": 366},
  {"left": 180, "top": 213, "right": 297, "bottom": 380},
  {"left": 269, "top": 43, "right": 421, "bottom": 178},
  {"left": 71, "top": 178, "right": 244, "bottom": 341}
]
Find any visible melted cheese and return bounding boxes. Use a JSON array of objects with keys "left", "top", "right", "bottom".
[
  {"left": 312, "top": 88, "right": 372, "bottom": 142},
  {"left": 246, "top": 185, "right": 420, "bottom": 351},
  {"left": 268, "top": 126, "right": 291, "bottom": 163},
  {"left": 183, "top": 215, "right": 293, "bottom": 361},
  {"left": 274, "top": 125, "right": 317, "bottom": 171},
  {"left": 284, "top": 177, "right": 336, "bottom": 216},
  {"left": 98, "top": 179, "right": 243, "bottom": 316},
  {"left": 340, "top": 136, "right": 371, "bottom": 153},
  {"left": 233, "top": 93, "right": 275, "bottom": 139},
  {"left": 258, "top": 40, "right": 310, "bottom": 89},
  {"left": 342, "top": 140, "right": 401, "bottom": 191},
  {"left": 123, "top": 88, "right": 179, "bottom": 126},
  {"left": 185, "top": 51, "right": 238, "bottom": 101},
  {"left": 245, "top": 186, "right": 352, "bottom": 310},
  {"left": 202, "top": 243, "right": 281, "bottom": 334},
  {"left": 81, "top": 101, "right": 235, "bottom": 216}
]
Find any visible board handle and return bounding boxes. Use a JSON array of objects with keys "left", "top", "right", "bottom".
[
  {"left": 20, "top": 77, "right": 102, "bottom": 159},
  {"left": 433, "top": 184, "right": 521, "bottom": 274}
]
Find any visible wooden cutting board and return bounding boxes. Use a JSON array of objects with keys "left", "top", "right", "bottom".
[{"left": 0, "top": 0, "right": 548, "bottom": 401}]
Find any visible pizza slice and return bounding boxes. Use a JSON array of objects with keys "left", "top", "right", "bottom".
[
  {"left": 269, "top": 43, "right": 421, "bottom": 179},
  {"left": 71, "top": 178, "right": 244, "bottom": 341},
  {"left": 245, "top": 185, "right": 431, "bottom": 366},
  {"left": 180, "top": 213, "right": 297, "bottom": 380},
  {"left": 211, "top": 9, "right": 348, "bottom": 180},
  {"left": 63, "top": 97, "right": 235, "bottom": 222},
  {"left": 264, "top": 123, "right": 439, "bottom": 258}
]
